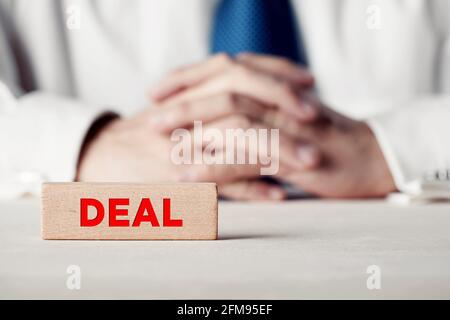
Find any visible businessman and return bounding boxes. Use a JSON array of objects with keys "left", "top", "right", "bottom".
[{"left": 1, "top": 0, "right": 449, "bottom": 200}]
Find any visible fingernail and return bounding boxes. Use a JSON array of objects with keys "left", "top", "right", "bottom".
[
  {"left": 302, "top": 103, "right": 317, "bottom": 119},
  {"left": 149, "top": 114, "right": 167, "bottom": 128},
  {"left": 236, "top": 52, "right": 251, "bottom": 60},
  {"left": 297, "top": 145, "right": 318, "bottom": 167},
  {"left": 268, "top": 188, "right": 284, "bottom": 200},
  {"left": 302, "top": 72, "right": 314, "bottom": 83},
  {"left": 149, "top": 87, "right": 164, "bottom": 100},
  {"left": 293, "top": 70, "right": 313, "bottom": 81}
]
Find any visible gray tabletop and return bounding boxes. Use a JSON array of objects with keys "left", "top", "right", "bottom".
[{"left": 1, "top": 198, "right": 450, "bottom": 299}]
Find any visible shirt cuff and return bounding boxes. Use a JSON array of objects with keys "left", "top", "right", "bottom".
[
  {"left": 0, "top": 91, "right": 112, "bottom": 198},
  {"left": 366, "top": 99, "right": 450, "bottom": 193}
]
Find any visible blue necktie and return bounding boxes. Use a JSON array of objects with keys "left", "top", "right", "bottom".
[{"left": 211, "top": 0, "right": 307, "bottom": 65}]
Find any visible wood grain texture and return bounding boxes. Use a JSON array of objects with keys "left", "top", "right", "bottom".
[{"left": 41, "top": 182, "right": 218, "bottom": 240}]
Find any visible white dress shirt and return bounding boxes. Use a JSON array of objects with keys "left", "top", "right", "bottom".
[{"left": 0, "top": 0, "right": 449, "bottom": 198}]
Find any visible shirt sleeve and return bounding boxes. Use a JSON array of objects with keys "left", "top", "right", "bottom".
[
  {"left": 367, "top": 96, "right": 450, "bottom": 193},
  {"left": 0, "top": 85, "right": 108, "bottom": 199},
  {"left": 0, "top": 1, "right": 110, "bottom": 199}
]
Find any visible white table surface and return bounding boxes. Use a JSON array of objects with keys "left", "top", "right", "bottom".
[{"left": 1, "top": 198, "right": 450, "bottom": 299}]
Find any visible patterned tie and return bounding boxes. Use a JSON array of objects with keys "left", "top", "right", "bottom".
[{"left": 211, "top": 0, "right": 307, "bottom": 65}]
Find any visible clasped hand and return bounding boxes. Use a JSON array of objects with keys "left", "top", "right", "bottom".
[{"left": 77, "top": 53, "right": 396, "bottom": 199}]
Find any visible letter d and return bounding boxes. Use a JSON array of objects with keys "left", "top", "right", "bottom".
[{"left": 80, "top": 198, "right": 105, "bottom": 227}]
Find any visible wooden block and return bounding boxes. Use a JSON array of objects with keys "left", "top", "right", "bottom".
[{"left": 41, "top": 182, "right": 218, "bottom": 240}]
